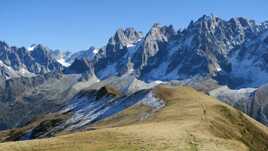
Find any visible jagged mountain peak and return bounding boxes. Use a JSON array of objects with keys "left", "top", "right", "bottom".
[
  {"left": 229, "top": 17, "right": 256, "bottom": 27},
  {"left": 146, "top": 24, "right": 167, "bottom": 42},
  {"left": 0, "top": 41, "right": 8, "bottom": 50},
  {"left": 88, "top": 46, "right": 98, "bottom": 54},
  {"left": 188, "top": 14, "right": 221, "bottom": 28},
  {"left": 31, "top": 44, "right": 51, "bottom": 53},
  {"left": 30, "top": 44, "right": 53, "bottom": 63},
  {"left": 147, "top": 23, "right": 176, "bottom": 37},
  {"left": 196, "top": 14, "right": 219, "bottom": 22},
  {"left": 109, "top": 27, "right": 142, "bottom": 46},
  {"left": 123, "top": 27, "right": 143, "bottom": 42}
]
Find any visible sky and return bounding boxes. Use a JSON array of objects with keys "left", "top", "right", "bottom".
[{"left": 1, "top": 0, "right": 268, "bottom": 51}]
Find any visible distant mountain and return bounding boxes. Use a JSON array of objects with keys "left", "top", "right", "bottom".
[{"left": 0, "top": 42, "right": 63, "bottom": 79}]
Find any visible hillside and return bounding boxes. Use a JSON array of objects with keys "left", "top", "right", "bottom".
[{"left": 0, "top": 86, "right": 267, "bottom": 151}]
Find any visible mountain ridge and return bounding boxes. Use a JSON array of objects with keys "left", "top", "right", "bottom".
[{"left": 1, "top": 15, "right": 268, "bottom": 88}]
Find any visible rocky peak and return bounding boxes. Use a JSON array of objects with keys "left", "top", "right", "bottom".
[
  {"left": 0, "top": 41, "right": 8, "bottom": 50},
  {"left": 228, "top": 17, "right": 255, "bottom": 29},
  {"left": 108, "top": 28, "right": 142, "bottom": 47},
  {"left": 146, "top": 23, "right": 168, "bottom": 42},
  {"left": 88, "top": 46, "right": 97, "bottom": 53},
  {"left": 130, "top": 24, "right": 176, "bottom": 74},
  {"left": 32, "top": 44, "right": 50, "bottom": 54},
  {"left": 124, "top": 27, "right": 143, "bottom": 42},
  {"left": 189, "top": 15, "right": 222, "bottom": 31},
  {"left": 160, "top": 25, "right": 177, "bottom": 40},
  {"left": 141, "top": 23, "right": 174, "bottom": 57},
  {"left": 30, "top": 44, "right": 54, "bottom": 65}
]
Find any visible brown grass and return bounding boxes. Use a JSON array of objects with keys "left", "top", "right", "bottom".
[{"left": 0, "top": 86, "right": 267, "bottom": 151}]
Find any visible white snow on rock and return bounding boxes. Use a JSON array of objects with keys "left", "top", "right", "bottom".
[
  {"left": 126, "top": 43, "right": 135, "bottom": 48},
  {"left": 215, "top": 63, "right": 222, "bottom": 72},
  {"left": 58, "top": 89, "right": 164, "bottom": 131},
  {"left": 0, "top": 61, "right": 35, "bottom": 79},
  {"left": 93, "top": 48, "right": 99, "bottom": 54},
  {"left": 88, "top": 48, "right": 100, "bottom": 61},
  {"left": 27, "top": 44, "right": 37, "bottom": 51},
  {"left": 57, "top": 57, "right": 71, "bottom": 67}
]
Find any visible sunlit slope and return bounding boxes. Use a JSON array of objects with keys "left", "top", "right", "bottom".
[{"left": 0, "top": 86, "right": 268, "bottom": 151}]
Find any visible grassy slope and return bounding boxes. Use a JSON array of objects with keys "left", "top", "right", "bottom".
[{"left": 0, "top": 86, "right": 268, "bottom": 151}]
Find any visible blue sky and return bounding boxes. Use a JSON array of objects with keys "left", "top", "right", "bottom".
[{"left": 1, "top": 0, "right": 268, "bottom": 51}]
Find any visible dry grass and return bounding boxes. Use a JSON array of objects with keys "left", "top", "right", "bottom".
[{"left": 0, "top": 86, "right": 268, "bottom": 151}]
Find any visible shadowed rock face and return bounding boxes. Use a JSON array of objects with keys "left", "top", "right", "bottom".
[{"left": 63, "top": 58, "right": 93, "bottom": 74}]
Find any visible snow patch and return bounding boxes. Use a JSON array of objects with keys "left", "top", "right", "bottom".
[
  {"left": 93, "top": 48, "right": 99, "bottom": 54},
  {"left": 126, "top": 43, "right": 135, "bottom": 48},
  {"left": 215, "top": 64, "right": 222, "bottom": 72},
  {"left": 27, "top": 45, "right": 36, "bottom": 51},
  {"left": 57, "top": 57, "right": 71, "bottom": 67}
]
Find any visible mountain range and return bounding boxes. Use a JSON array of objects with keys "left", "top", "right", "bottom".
[{"left": 1, "top": 15, "right": 268, "bottom": 150}]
